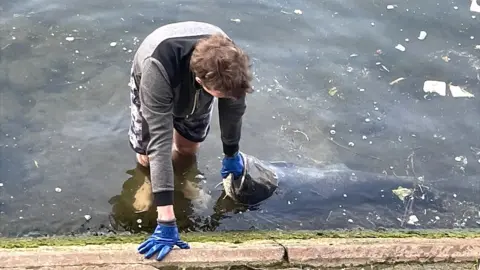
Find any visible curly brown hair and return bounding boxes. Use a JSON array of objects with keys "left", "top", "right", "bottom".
[{"left": 190, "top": 33, "right": 253, "bottom": 99}]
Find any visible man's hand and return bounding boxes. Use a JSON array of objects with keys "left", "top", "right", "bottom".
[
  {"left": 136, "top": 153, "right": 150, "bottom": 167},
  {"left": 221, "top": 151, "right": 244, "bottom": 179},
  {"left": 137, "top": 221, "right": 190, "bottom": 261}
]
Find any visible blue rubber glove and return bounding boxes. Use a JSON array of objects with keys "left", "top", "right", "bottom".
[
  {"left": 137, "top": 221, "right": 190, "bottom": 261},
  {"left": 221, "top": 151, "right": 244, "bottom": 179}
]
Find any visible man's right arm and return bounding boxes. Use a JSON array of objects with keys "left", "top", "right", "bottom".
[{"left": 138, "top": 57, "right": 175, "bottom": 209}]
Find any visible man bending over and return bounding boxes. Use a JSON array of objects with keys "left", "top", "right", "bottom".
[{"left": 127, "top": 21, "right": 253, "bottom": 261}]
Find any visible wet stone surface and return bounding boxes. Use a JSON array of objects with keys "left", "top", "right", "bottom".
[{"left": 1, "top": 0, "right": 480, "bottom": 237}]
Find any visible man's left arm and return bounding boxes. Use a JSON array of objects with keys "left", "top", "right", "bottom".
[{"left": 218, "top": 95, "right": 246, "bottom": 157}]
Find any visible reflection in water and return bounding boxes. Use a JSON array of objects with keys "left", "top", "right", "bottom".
[{"left": 108, "top": 155, "right": 250, "bottom": 233}]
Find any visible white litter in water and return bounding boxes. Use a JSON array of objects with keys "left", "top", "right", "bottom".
[
  {"left": 0, "top": 183, "right": 3, "bottom": 187},
  {"left": 348, "top": 219, "right": 353, "bottom": 223},
  {"left": 110, "top": 42, "right": 117, "bottom": 47},
  {"left": 137, "top": 219, "right": 142, "bottom": 223},
  {"left": 395, "top": 44, "right": 406, "bottom": 51},
  {"left": 423, "top": 80, "right": 446, "bottom": 96},
  {"left": 330, "top": 130, "right": 336, "bottom": 135},
  {"left": 348, "top": 142, "right": 355, "bottom": 147},
  {"left": 230, "top": 18, "right": 241, "bottom": 23},
  {"left": 418, "top": 31, "right": 427, "bottom": 40},
  {"left": 386, "top": 4, "right": 396, "bottom": 10},
  {"left": 84, "top": 215, "right": 91, "bottom": 221},
  {"left": 471, "top": 0, "right": 480, "bottom": 13},
  {"left": 55, "top": 187, "right": 62, "bottom": 193},
  {"left": 449, "top": 84, "right": 475, "bottom": 98},
  {"left": 294, "top": 9, "right": 303, "bottom": 14},
  {"left": 65, "top": 37, "right": 75, "bottom": 42},
  {"left": 407, "top": 215, "right": 419, "bottom": 225}
]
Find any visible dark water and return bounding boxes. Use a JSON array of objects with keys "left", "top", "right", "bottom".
[{"left": 1, "top": 0, "right": 480, "bottom": 237}]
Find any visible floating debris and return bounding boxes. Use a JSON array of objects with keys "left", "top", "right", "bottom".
[
  {"left": 348, "top": 142, "right": 355, "bottom": 147},
  {"left": 328, "top": 87, "right": 338, "bottom": 96},
  {"left": 55, "top": 187, "right": 62, "bottom": 193},
  {"left": 294, "top": 9, "right": 303, "bottom": 15},
  {"left": 230, "top": 18, "right": 241, "bottom": 23},
  {"left": 418, "top": 31, "right": 427, "bottom": 40},
  {"left": 110, "top": 42, "right": 117, "bottom": 47},
  {"left": 386, "top": 4, "right": 396, "bottom": 10},
  {"left": 472, "top": 0, "right": 480, "bottom": 13},
  {"left": 65, "top": 37, "right": 75, "bottom": 42},
  {"left": 423, "top": 80, "right": 446, "bottom": 96},
  {"left": 441, "top": 55, "right": 450, "bottom": 62},
  {"left": 407, "top": 215, "right": 419, "bottom": 225},
  {"left": 395, "top": 44, "right": 406, "bottom": 52},
  {"left": 454, "top": 156, "right": 468, "bottom": 165},
  {"left": 34, "top": 160, "right": 39, "bottom": 168},
  {"left": 449, "top": 84, "right": 474, "bottom": 98},
  {"left": 0, "top": 183, "right": 3, "bottom": 187},
  {"left": 84, "top": 215, "right": 91, "bottom": 221},
  {"left": 195, "top": 174, "right": 206, "bottom": 180},
  {"left": 392, "top": 186, "right": 413, "bottom": 202},
  {"left": 330, "top": 130, "right": 336, "bottom": 135},
  {"left": 347, "top": 219, "right": 353, "bottom": 223},
  {"left": 137, "top": 219, "right": 142, "bottom": 223},
  {"left": 389, "top": 77, "right": 405, "bottom": 85}
]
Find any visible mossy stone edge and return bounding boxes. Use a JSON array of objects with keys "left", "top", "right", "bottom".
[{"left": 2, "top": 229, "right": 480, "bottom": 249}]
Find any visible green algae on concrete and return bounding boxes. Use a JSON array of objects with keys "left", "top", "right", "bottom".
[{"left": 1, "top": 229, "right": 480, "bottom": 249}]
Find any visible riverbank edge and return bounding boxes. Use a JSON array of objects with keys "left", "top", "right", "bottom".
[
  {"left": 2, "top": 230, "right": 480, "bottom": 269},
  {"left": 1, "top": 228, "right": 480, "bottom": 248}
]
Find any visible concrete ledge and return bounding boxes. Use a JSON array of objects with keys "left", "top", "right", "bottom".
[
  {"left": 1, "top": 238, "right": 480, "bottom": 269},
  {"left": 1, "top": 241, "right": 285, "bottom": 269},
  {"left": 278, "top": 238, "right": 480, "bottom": 268}
]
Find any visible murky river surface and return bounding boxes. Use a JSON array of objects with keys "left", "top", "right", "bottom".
[{"left": 1, "top": 0, "right": 480, "bottom": 237}]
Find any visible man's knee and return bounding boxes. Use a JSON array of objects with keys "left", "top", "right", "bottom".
[
  {"left": 173, "top": 129, "right": 200, "bottom": 156},
  {"left": 173, "top": 142, "right": 199, "bottom": 156}
]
